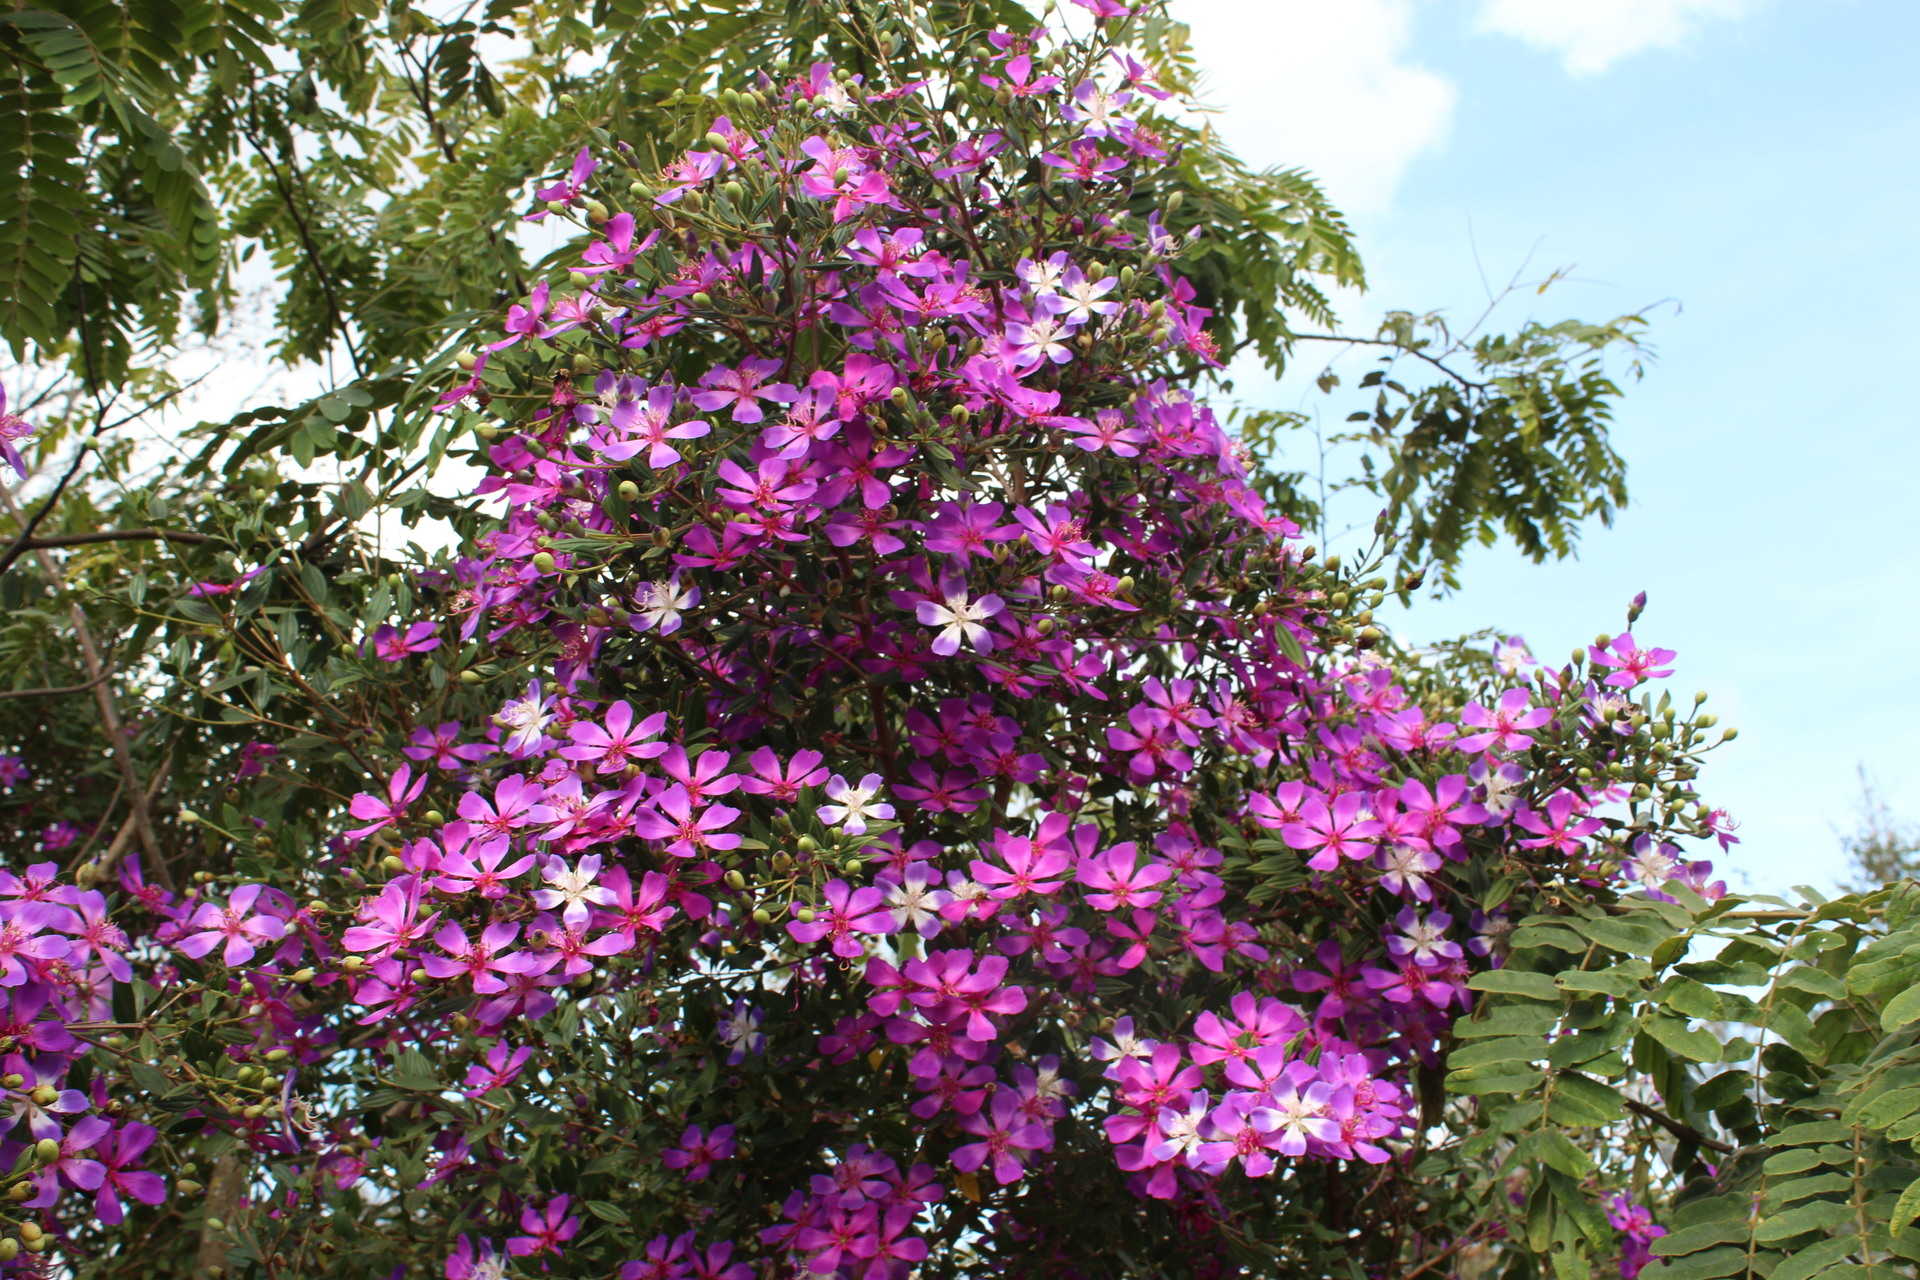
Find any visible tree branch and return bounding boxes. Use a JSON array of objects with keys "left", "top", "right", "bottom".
[
  {"left": 0, "top": 665, "right": 117, "bottom": 700},
  {"left": 1623, "top": 1096, "right": 1734, "bottom": 1154},
  {"left": 1288, "top": 330, "right": 1489, "bottom": 392},
  {"left": 21, "top": 528, "right": 215, "bottom": 549}
]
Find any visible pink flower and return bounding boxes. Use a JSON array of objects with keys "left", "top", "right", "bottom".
[
  {"left": 345, "top": 765, "right": 428, "bottom": 839},
  {"left": 1589, "top": 631, "right": 1677, "bottom": 689},
  {"left": 507, "top": 1195, "right": 581, "bottom": 1258},
  {"left": 369, "top": 621, "right": 441, "bottom": 661},
  {"left": 176, "top": 884, "right": 289, "bottom": 967}
]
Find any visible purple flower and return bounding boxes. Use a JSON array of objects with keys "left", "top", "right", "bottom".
[
  {"left": 661, "top": 1123, "right": 736, "bottom": 1182},
  {"left": 462, "top": 1043, "right": 533, "bottom": 1098},
  {"left": 369, "top": 621, "right": 441, "bottom": 661},
  {"left": 176, "top": 884, "right": 289, "bottom": 967},
  {"left": 0, "top": 385, "right": 37, "bottom": 478}
]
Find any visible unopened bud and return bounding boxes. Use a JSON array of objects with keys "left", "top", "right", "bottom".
[
  {"left": 455, "top": 348, "right": 478, "bottom": 371},
  {"left": 410, "top": 968, "right": 430, "bottom": 984},
  {"left": 629, "top": 180, "right": 654, "bottom": 200},
  {"left": 556, "top": 92, "right": 576, "bottom": 108},
  {"left": 0, "top": 1239, "right": 16, "bottom": 1261},
  {"left": 585, "top": 200, "right": 610, "bottom": 224},
  {"left": 796, "top": 836, "right": 818, "bottom": 855},
  {"left": 724, "top": 870, "right": 746, "bottom": 891},
  {"left": 704, "top": 131, "right": 731, "bottom": 152},
  {"left": 752, "top": 907, "right": 773, "bottom": 925},
  {"left": 545, "top": 199, "right": 568, "bottom": 215},
  {"left": 1115, "top": 575, "right": 1135, "bottom": 594},
  {"left": 16, "top": 1224, "right": 39, "bottom": 1244},
  {"left": 34, "top": 1138, "right": 60, "bottom": 1164},
  {"left": 797, "top": 907, "right": 817, "bottom": 924},
  {"left": 833, "top": 166, "right": 851, "bottom": 186},
  {"left": 1, "top": 1074, "right": 23, "bottom": 1090},
  {"left": 206, "top": 1217, "right": 227, "bottom": 1233},
  {"left": 380, "top": 855, "right": 404, "bottom": 875},
  {"left": 459, "top": 669, "right": 483, "bottom": 685},
  {"left": 532, "top": 551, "right": 557, "bottom": 574},
  {"left": 618, "top": 480, "right": 640, "bottom": 502},
  {"left": 691, "top": 291, "right": 713, "bottom": 309},
  {"left": 176, "top": 1179, "right": 205, "bottom": 1197},
  {"left": 723, "top": 180, "right": 744, "bottom": 202},
  {"left": 29, "top": 1085, "right": 55, "bottom": 1106}
]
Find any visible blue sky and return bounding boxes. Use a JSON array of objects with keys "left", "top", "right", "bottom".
[{"left": 1181, "top": 0, "right": 1920, "bottom": 893}]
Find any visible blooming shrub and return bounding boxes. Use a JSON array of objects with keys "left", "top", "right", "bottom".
[{"left": 0, "top": 5, "right": 1743, "bottom": 1278}]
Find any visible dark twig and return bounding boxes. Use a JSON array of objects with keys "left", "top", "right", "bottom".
[
  {"left": 22, "top": 529, "right": 216, "bottom": 549},
  {"left": 0, "top": 443, "right": 95, "bottom": 578},
  {"left": 1623, "top": 1097, "right": 1735, "bottom": 1154},
  {"left": 0, "top": 665, "right": 117, "bottom": 700}
]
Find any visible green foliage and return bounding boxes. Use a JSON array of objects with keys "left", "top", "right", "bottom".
[{"left": 1451, "top": 879, "right": 1920, "bottom": 1280}]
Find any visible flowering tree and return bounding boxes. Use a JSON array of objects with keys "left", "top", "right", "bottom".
[{"left": 0, "top": 4, "right": 1906, "bottom": 1280}]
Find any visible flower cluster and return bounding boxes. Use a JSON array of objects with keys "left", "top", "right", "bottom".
[{"left": 0, "top": 6, "right": 1735, "bottom": 1273}]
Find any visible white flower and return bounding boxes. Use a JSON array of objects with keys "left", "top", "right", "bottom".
[
  {"left": 493, "top": 680, "right": 554, "bottom": 756},
  {"left": 916, "top": 587, "right": 1003, "bottom": 656},
  {"left": 818, "top": 772, "right": 894, "bottom": 836},
  {"left": 884, "top": 864, "right": 950, "bottom": 936},
  {"left": 532, "top": 854, "right": 614, "bottom": 929},
  {"left": 635, "top": 575, "right": 700, "bottom": 635}
]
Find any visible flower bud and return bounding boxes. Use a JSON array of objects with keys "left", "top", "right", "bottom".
[
  {"left": 1115, "top": 575, "right": 1135, "bottom": 594},
  {"left": 704, "top": 131, "right": 731, "bottom": 152},
  {"left": 1, "top": 1074, "right": 23, "bottom": 1090},
  {"left": 410, "top": 968, "right": 429, "bottom": 984},
  {"left": 752, "top": 907, "right": 773, "bottom": 925},
  {"left": 797, "top": 907, "right": 817, "bottom": 923},
  {"left": 34, "top": 1138, "right": 60, "bottom": 1164},
  {"left": 380, "top": 855, "right": 404, "bottom": 875},
  {"left": 724, "top": 870, "right": 746, "bottom": 891},
  {"left": 889, "top": 386, "right": 910, "bottom": 407},
  {"left": 1594, "top": 633, "right": 1612, "bottom": 650},
  {"left": 455, "top": 348, "right": 478, "bottom": 371},
  {"left": 796, "top": 836, "right": 818, "bottom": 854},
  {"left": 723, "top": 180, "right": 744, "bottom": 202},
  {"left": 0, "top": 1239, "right": 16, "bottom": 1261},
  {"left": 206, "top": 1217, "right": 227, "bottom": 1233},
  {"left": 532, "top": 552, "right": 557, "bottom": 574},
  {"left": 691, "top": 291, "right": 713, "bottom": 309},
  {"left": 176, "top": 1180, "right": 205, "bottom": 1198},
  {"left": 556, "top": 92, "right": 576, "bottom": 108},
  {"left": 6, "top": 1184, "right": 26, "bottom": 1202},
  {"left": 341, "top": 956, "right": 368, "bottom": 974},
  {"left": 28, "top": 1085, "right": 54, "bottom": 1106},
  {"left": 459, "top": 669, "right": 483, "bottom": 685},
  {"left": 629, "top": 180, "right": 654, "bottom": 200},
  {"left": 16, "top": 1224, "right": 40, "bottom": 1244},
  {"left": 545, "top": 199, "right": 568, "bottom": 216},
  {"left": 617, "top": 480, "right": 641, "bottom": 502},
  {"left": 179, "top": 808, "right": 199, "bottom": 825}
]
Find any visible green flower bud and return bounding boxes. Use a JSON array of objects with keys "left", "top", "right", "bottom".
[
  {"left": 704, "top": 131, "right": 731, "bottom": 152},
  {"left": 585, "top": 200, "right": 610, "bottom": 224},
  {"left": 455, "top": 348, "right": 478, "bottom": 371},
  {"left": 459, "top": 670, "right": 483, "bottom": 685},
  {"left": 0, "top": 1238, "right": 17, "bottom": 1261},
  {"left": 532, "top": 552, "right": 557, "bottom": 574},
  {"left": 691, "top": 291, "right": 713, "bottom": 309},
  {"left": 724, "top": 870, "right": 746, "bottom": 891},
  {"left": 34, "top": 1138, "right": 60, "bottom": 1164},
  {"left": 617, "top": 480, "right": 641, "bottom": 502},
  {"left": 751, "top": 907, "right": 773, "bottom": 925}
]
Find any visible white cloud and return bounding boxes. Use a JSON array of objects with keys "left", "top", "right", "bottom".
[
  {"left": 1176, "top": 0, "right": 1455, "bottom": 215},
  {"left": 1475, "top": 0, "right": 1761, "bottom": 75}
]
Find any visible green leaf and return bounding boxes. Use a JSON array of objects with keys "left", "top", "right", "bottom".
[
  {"left": 585, "top": 1200, "right": 630, "bottom": 1225},
  {"left": 1651, "top": 1220, "right": 1748, "bottom": 1258},
  {"left": 1642, "top": 1015, "right": 1723, "bottom": 1063},
  {"left": 1883, "top": 983, "right": 1920, "bottom": 1032},
  {"left": 1753, "top": 1200, "right": 1852, "bottom": 1243},
  {"left": 1642, "top": 1246, "right": 1751, "bottom": 1280},
  {"left": 1894, "top": 1175, "right": 1920, "bottom": 1236},
  {"left": 1470, "top": 969, "right": 1562, "bottom": 1002}
]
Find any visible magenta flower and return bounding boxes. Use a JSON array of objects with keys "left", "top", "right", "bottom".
[
  {"left": 691, "top": 357, "right": 799, "bottom": 423},
  {"left": 507, "top": 1194, "right": 581, "bottom": 1258},
  {"left": 662, "top": 1123, "right": 736, "bottom": 1182},
  {"left": 1455, "top": 688, "right": 1552, "bottom": 754},
  {"left": 952, "top": 1091, "right": 1049, "bottom": 1185},
  {"left": 788, "top": 878, "right": 895, "bottom": 959},
  {"left": 176, "top": 884, "right": 289, "bottom": 967},
  {"left": 344, "top": 764, "right": 428, "bottom": 839},
  {"left": 0, "top": 385, "right": 37, "bottom": 477},
  {"left": 562, "top": 701, "right": 670, "bottom": 773},
  {"left": 1590, "top": 631, "right": 1678, "bottom": 688},
  {"left": 631, "top": 784, "right": 742, "bottom": 857},
  {"left": 1281, "top": 792, "right": 1385, "bottom": 872},
  {"left": 462, "top": 1042, "right": 533, "bottom": 1097},
  {"left": 369, "top": 621, "right": 441, "bottom": 661},
  {"left": 737, "top": 746, "right": 829, "bottom": 801},
  {"left": 93, "top": 1122, "right": 167, "bottom": 1224}
]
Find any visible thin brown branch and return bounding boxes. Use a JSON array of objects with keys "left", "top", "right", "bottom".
[
  {"left": 1623, "top": 1096, "right": 1734, "bottom": 1155},
  {"left": 0, "top": 664, "right": 117, "bottom": 700},
  {"left": 21, "top": 528, "right": 215, "bottom": 549}
]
